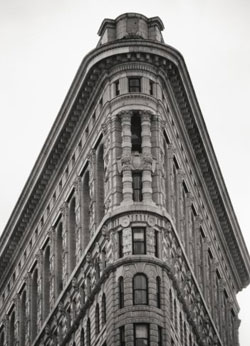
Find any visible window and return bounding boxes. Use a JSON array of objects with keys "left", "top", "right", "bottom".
[
  {"left": 134, "top": 324, "right": 149, "bottom": 346},
  {"left": 119, "top": 277, "right": 124, "bottom": 308},
  {"left": 69, "top": 196, "right": 76, "bottom": 272},
  {"left": 56, "top": 222, "right": 63, "bottom": 296},
  {"left": 154, "top": 230, "right": 159, "bottom": 257},
  {"left": 9, "top": 311, "right": 15, "bottom": 346},
  {"left": 115, "top": 80, "right": 120, "bottom": 96},
  {"left": 87, "top": 318, "right": 91, "bottom": 346},
  {"left": 118, "top": 230, "right": 123, "bottom": 258},
  {"left": 149, "top": 80, "right": 154, "bottom": 96},
  {"left": 132, "top": 228, "right": 146, "bottom": 254},
  {"left": 80, "top": 328, "right": 85, "bottom": 346},
  {"left": 179, "top": 312, "right": 183, "bottom": 343},
  {"left": 132, "top": 172, "right": 142, "bottom": 202},
  {"left": 158, "top": 326, "right": 162, "bottom": 346},
  {"left": 31, "top": 269, "right": 38, "bottom": 341},
  {"left": 169, "top": 290, "right": 173, "bottom": 322},
  {"left": 95, "top": 304, "right": 100, "bottom": 335},
  {"left": 133, "top": 273, "right": 148, "bottom": 305},
  {"left": 101, "top": 294, "right": 106, "bottom": 325},
  {"left": 131, "top": 113, "right": 142, "bottom": 152},
  {"left": 43, "top": 245, "right": 50, "bottom": 320},
  {"left": 120, "top": 326, "right": 125, "bottom": 346},
  {"left": 156, "top": 276, "right": 161, "bottom": 308},
  {"left": 0, "top": 331, "right": 4, "bottom": 346},
  {"left": 174, "top": 299, "right": 177, "bottom": 331},
  {"left": 20, "top": 290, "right": 27, "bottom": 345},
  {"left": 129, "top": 77, "right": 141, "bottom": 92}
]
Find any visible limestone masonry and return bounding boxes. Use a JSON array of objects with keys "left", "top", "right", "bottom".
[{"left": 0, "top": 13, "right": 250, "bottom": 346}]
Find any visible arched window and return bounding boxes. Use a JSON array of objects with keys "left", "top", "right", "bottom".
[
  {"left": 119, "top": 277, "right": 124, "bottom": 308},
  {"left": 31, "top": 269, "right": 38, "bottom": 341},
  {"left": 133, "top": 274, "right": 148, "bottom": 305},
  {"left": 20, "top": 290, "right": 27, "bottom": 345},
  {"left": 101, "top": 294, "right": 106, "bottom": 325},
  {"left": 96, "top": 143, "right": 105, "bottom": 224},
  {"left": 9, "top": 311, "right": 15, "bottom": 346},
  {"left": 80, "top": 328, "right": 85, "bottom": 346},
  {"left": 43, "top": 245, "right": 50, "bottom": 320},
  {"left": 156, "top": 276, "right": 161, "bottom": 308},
  {"left": 169, "top": 290, "right": 173, "bottom": 322},
  {"left": 69, "top": 196, "right": 76, "bottom": 272},
  {"left": 83, "top": 171, "right": 90, "bottom": 249},
  {"left": 87, "top": 318, "right": 91, "bottom": 346},
  {"left": 95, "top": 304, "right": 100, "bottom": 335},
  {"left": 56, "top": 222, "right": 63, "bottom": 295}
]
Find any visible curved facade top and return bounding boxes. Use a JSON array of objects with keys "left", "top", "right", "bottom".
[{"left": 0, "top": 13, "right": 249, "bottom": 346}]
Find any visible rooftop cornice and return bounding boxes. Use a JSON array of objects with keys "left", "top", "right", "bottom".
[{"left": 0, "top": 38, "right": 249, "bottom": 290}]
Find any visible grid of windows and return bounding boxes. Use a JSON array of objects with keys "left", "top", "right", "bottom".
[{"left": 132, "top": 228, "right": 146, "bottom": 254}]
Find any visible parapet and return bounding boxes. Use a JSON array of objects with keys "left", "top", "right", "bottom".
[{"left": 97, "top": 12, "right": 165, "bottom": 46}]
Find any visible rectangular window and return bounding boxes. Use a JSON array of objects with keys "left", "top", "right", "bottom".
[
  {"left": 134, "top": 324, "right": 149, "bottom": 346},
  {"left": 155, "top": 230, "right": 159, "bottom": 258},
  {"left": 132, "top": 228, "right": 146, "bottom": 254},
  {"left": 118, "top": 231, "right": 123, "bottom": 258},
  {"left": 149, "top": 80, "right": 154, "bottom": 95},
  {"left": 131, "top": 114, "right": 142, "bottom": 152},
  {"left": 115, "top": 80, "right": 120, "bottom": 96},
  {"left": 158, "top": 326, "right": 162, "bottom": 346},
  {"left": 120, "top": 326, "right": 125, "bottom": 346},
  {"left": 132, "top": 172, "right": 142, "bottom": 202},
  {"left": 129, "top": 77, "right": 141, "bottom": 92}
]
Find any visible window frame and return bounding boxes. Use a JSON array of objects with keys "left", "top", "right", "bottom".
[
  {"left": 128, "top": 77, "right": 141, "bottom": 92},
  {"left": 133, "top": 273, "right": 148, "bottom": 305},
  {"left": 134, "top": 323, "right": 149, "bottom": 346},
  {"left": 132, "top": 228, "right": 146, "bottom": 255}
]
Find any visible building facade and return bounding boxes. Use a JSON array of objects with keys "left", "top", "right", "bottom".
[{"left": 0, "top": 12, "right": 250, "bottom": 346}]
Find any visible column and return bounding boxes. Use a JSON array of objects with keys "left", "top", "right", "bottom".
[
  {"left": 74, "top": 177, "right": 83, "bottom": 260},
  {"left": 120, "top": 111, "right": 133, "bottom": 203},
  {"left": 61, "top": 203, "right": 69, "bottom": 283},
  {"left": 141, "top": 110, "right": 153, "bottom": 204},
  {"left": 88, "top": 149, "right": 97, "bottom": 236},
  {"left": 110, "top": 113, "right": 122, "bottom": 206}
]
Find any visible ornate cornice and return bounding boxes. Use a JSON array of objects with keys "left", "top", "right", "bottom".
[{"left": 0, "top": 38, "right": 249, "bottom": 291}]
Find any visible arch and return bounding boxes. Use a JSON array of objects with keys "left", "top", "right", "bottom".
[
  {"left": 83, "top": 171, "right": 90, "bottom": 248},
  {"left": 43, "top": 245, "right": 50, "bottom": 319},
  {"left": 56, "top": 222, "right": 63, "bottom": 295},
  {"left": 133, "top": 273, "right": 148, "bottom": 305},
  {"left": 31, "top": 268, "right": 38, "bottom": 341},
  {"left": 69, "top": 197, "right": 76, "bottom": 272},
  {"left": 96, "top": 143, "right": 105, "bottom": 224},
  {"left": 101, "top": 293, "right": 106, "bottom": 325},
  {"left": 118, "top": 276, "right": 124, "bottom": 308},
  {"left": 95, "top": 303, "right": 100, "bottom": 335}
]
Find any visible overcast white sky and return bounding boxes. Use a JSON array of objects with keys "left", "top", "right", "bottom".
[{"left": 0, "top": 0, "right": 250, "bottom": 344}]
